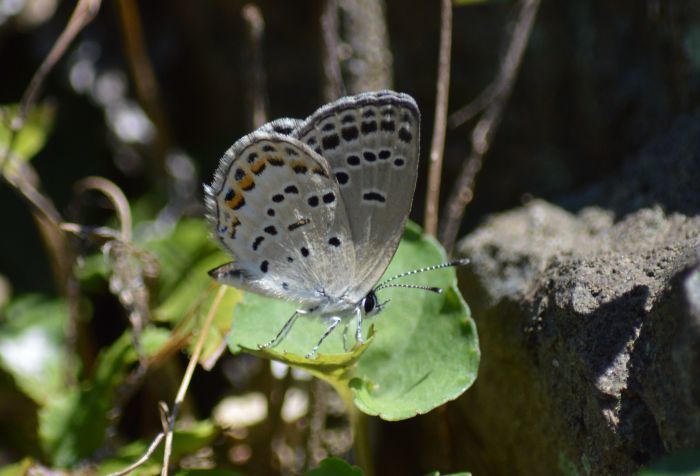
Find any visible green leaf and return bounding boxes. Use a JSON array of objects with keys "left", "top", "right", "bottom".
[
  {"left": 0, "top": 295, "right": 71, "bottom": 405},
  {"left": 351, "top": 224, "right": 479, "bottom": 419},
  {"left": 227, "top": 221, "right": 479, "bottom": 421},
  {"left": 38, "top": 327, "right": 170, "bottom": 467},
  {"left": 0, "top": 103, "right": 55, "bottom": 178},
  {"left": 304, "top": 457, "right": 363, "bottom": 476},
  {"left": 0, "top": 458, "right": 35, "bottom": 476},
  {"left": 149, "top": 219, "right": 243, "bottom": 365},
  {"left": 639, "top": 449, "right": 700, "bottom": 475},
  {"left": 149, "top": 220, "right": 224, "bottom": 315}
]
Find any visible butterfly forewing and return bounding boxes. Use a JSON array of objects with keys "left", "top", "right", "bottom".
[
  {"left": 293, "top": 91, "right": 420, "bottom": 301},
  {"left": 205, "top": 132, "right": 356, "bottom": 306}
]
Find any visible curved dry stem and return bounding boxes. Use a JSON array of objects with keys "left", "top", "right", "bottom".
[{"left": 75, "top": 176, "right": 133, "bottom": 241}]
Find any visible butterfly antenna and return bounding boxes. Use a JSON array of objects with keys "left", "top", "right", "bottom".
[
  {"left": 375, "top": 258, "right": 470, "bottom": 289},
  {"left": 374, "top": 283, "right": 443, "bottom": 293}
]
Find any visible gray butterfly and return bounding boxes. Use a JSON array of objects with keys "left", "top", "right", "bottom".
[{"left": 205, "top": 90, "right": 466, "bottom": 357}]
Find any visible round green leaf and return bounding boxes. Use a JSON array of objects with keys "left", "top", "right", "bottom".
[{"left": 350, "top": 223, "right": 479, "bottom": 420}]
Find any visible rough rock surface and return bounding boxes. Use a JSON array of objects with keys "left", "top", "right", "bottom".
[{"left": 454, "top": 113, "right": 700, "bottom": 475}]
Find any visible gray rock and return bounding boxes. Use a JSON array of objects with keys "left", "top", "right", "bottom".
[{"left": 454, "top": 113, "right": 700, "bottom": 475}]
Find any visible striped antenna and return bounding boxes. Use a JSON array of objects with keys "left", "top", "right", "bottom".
[
  {"left": 375, "top": 258, "right": 470, "bottom": 289},
  {"left": 374, "top": 283, "right": 443, "bottom": 293}
]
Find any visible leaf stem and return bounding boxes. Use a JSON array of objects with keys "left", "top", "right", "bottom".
[{"left": 334, "top": 382, "right": 374, "bottom": 476}]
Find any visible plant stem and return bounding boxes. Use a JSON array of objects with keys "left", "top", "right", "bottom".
[{"left": 335, "top": 383, "right": 373, "bottom": 476}]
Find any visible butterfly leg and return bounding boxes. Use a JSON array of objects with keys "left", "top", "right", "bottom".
[
  {"left": 342, "top": 322, "right": 351, "bottom": 352},
  {"left": 355, "top": 306, "right": 364, "bottom": 345},
  {"left": 306, "top": 316, "right": 341, "bottom": 359},
  {"left": 258, "top": 311, "right": 301, "bottom": 350}
]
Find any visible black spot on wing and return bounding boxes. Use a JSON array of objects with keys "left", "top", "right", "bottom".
[
  {"left": 363, "top": 191, "right": 386, "bottom": 203},
  {"left": 322, "top": 134, "right": 340, "bottom": 150},
  {"left": 398, "top": 127, "right": 413, "bottom": 143},
  {"left": 380, "top": 120, "right": 395, "bottom": 132},
  {"left": 341, "top": 126, "right": 359, "bottom": 141},
  {"left": 361, "top": 121, "right": 377, "bottom": 134},
  {"left": 335, "top": 171, "right": 349, "bottom": 185}
]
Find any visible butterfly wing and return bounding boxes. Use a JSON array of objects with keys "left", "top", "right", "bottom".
[
  {"left": 292, "top": 91, "right": 420, "bottom": 302},
  {"left": 205, "top": 132, "right": 356, "bottom": 308}
]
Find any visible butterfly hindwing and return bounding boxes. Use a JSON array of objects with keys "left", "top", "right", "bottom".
[
  {"left": 205, "top": 132, "right": 356, "bottom": 306},
  {"left": 292, "top": 91, "right": 420, "bottom": 301}
]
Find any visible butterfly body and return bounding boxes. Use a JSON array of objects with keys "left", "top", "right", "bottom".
[{"left": 206, "top": 91, "right": 436, "bottom": 356}]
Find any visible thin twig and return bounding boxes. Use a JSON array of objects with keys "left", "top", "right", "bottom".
[
  {"left": 115, "top": 0, "right": 172, "bottom": 176},
  {"left": 60, "top": 222, "right": 122, "bottom": 240},
  {"left": 320, "top": 0, "right": 345, "bottom": 102},
  {"left": 241, "top": 4, "right": 268, "bottom": 129},
  {"left": 447, "top": 84, "right": 497, "bottom": 129},
  {"left": 1, "top": 0, "right": 101, "bottom": 169},
  {"left": 107, "top": 432, "right": 165, "bottom": 476},
  {"left": 440, "top": 0, "right": 541, "bottom": 252},
  {"left": 424, "top": 0, "right": 453, "bottom": 237},
  {"left": 161, "top": 285, "right": 227, "bottom": 476}
]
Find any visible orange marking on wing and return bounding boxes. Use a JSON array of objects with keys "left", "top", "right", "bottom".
[
  {"left": 250, "top": 158, "right": 267, "bottom": 174},
  {"left": 268, "top": 156, "right": 285, "bottom": 166},
  {"left": 291, "top": 160, "right": 308, "bottom": 174},
  {"left": 239, "top": 174, "right": 255, "bottom": 191},
  {"left": 311, "top": 166, "right": 329, "bottom": 178},
  {"left": 226, "top": 191, "right": 245, "bottom": 210}
]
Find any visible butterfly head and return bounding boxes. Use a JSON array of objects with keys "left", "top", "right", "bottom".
[{"left": 361, "top": 290, "right": 387, "bottom": 317}]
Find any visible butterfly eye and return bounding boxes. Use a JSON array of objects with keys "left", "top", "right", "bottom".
[{"left": 363, "top": 292, "right": 377, "bottom": 314}]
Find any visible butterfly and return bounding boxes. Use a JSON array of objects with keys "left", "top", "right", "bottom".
[{"left": 205, "top": 90, "right": 467, "bottom": 358}]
